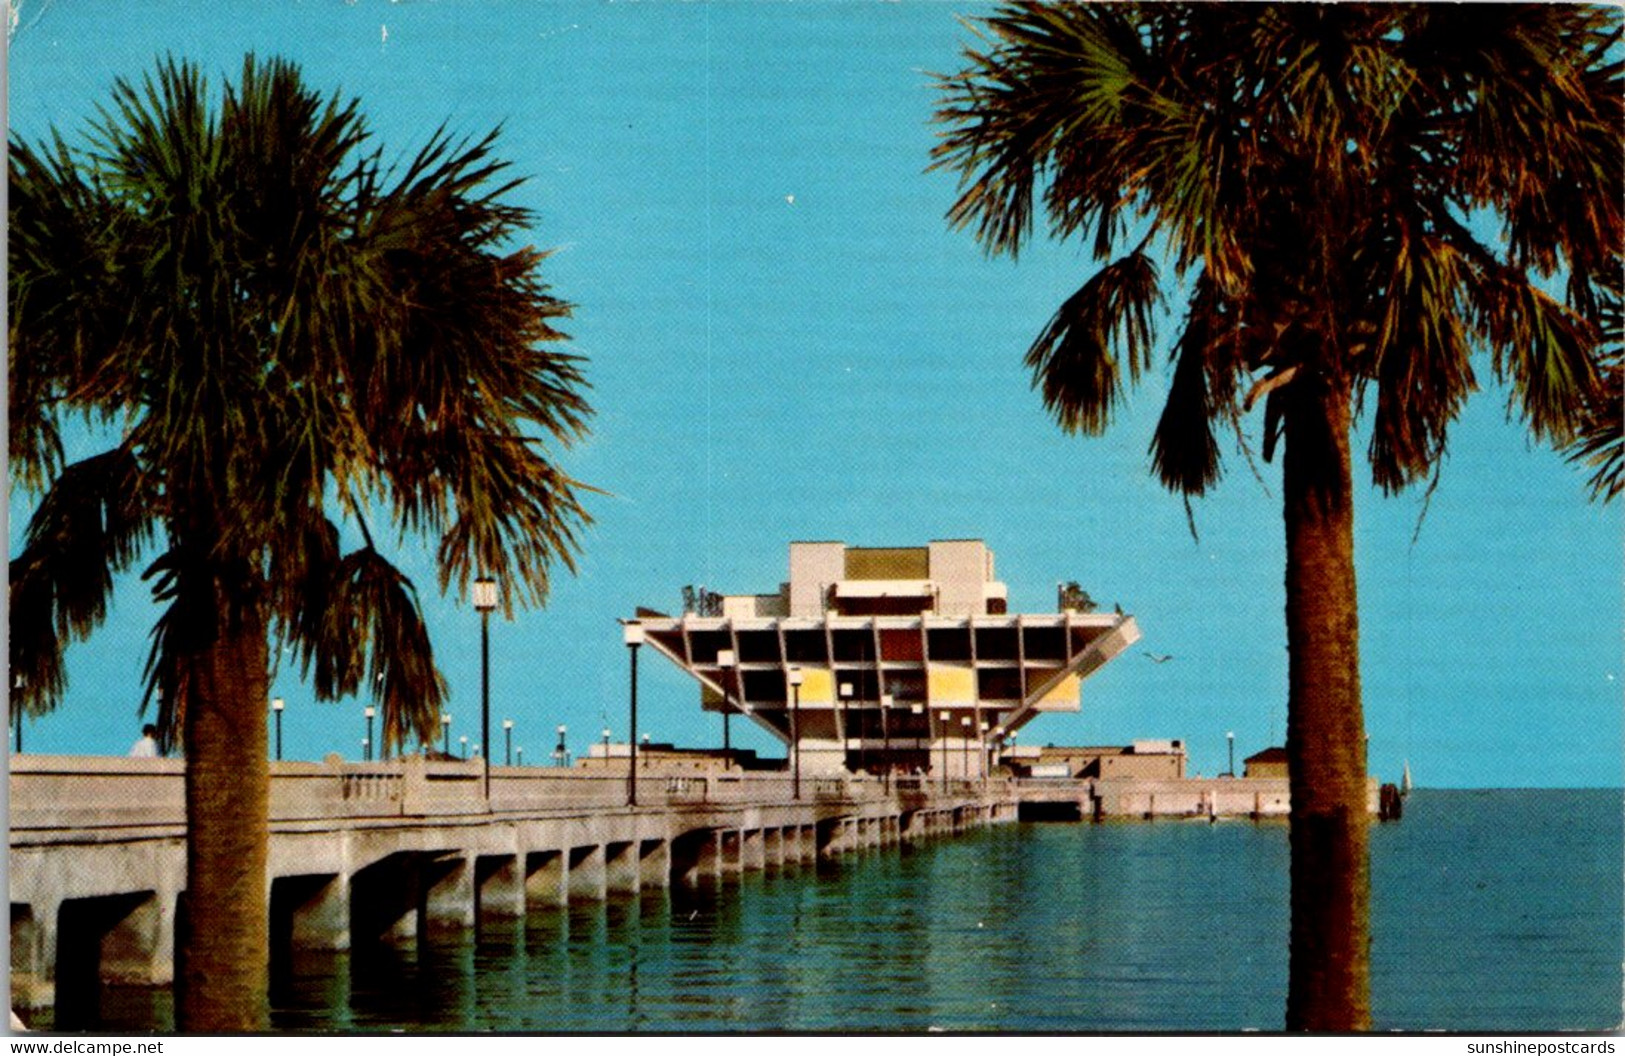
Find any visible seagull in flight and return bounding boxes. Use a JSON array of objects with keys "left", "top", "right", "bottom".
[{"left": 1143, "top": 652, "right": 1174, "bottom": 664}]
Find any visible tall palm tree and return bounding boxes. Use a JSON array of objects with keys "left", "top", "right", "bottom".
[
  {"left": 934, "top": 3, "right": 1619, "bottom": 1029},
  {"left": 9, "top": 56, "right": 593, "bottom": 1030}
]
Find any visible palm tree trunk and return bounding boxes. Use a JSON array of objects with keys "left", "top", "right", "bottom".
[
  {"left": 179, "top": 586, "right": 271, "bottom": 1031},
  {"left": 1281, "top": 370, "right": 1372, "bottom": 1031}
]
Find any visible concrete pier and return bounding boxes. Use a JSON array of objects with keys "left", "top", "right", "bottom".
[
  {"left": 9, "top": 757, "right": 1011, "bottom": 1018},
  {"left": 10, "top": 755, "right": 1376, "bottom": 1021}
]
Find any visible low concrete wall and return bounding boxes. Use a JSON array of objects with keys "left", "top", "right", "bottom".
[{"left": 1017, "top": 775, "right": 1381, "bottom": 819}]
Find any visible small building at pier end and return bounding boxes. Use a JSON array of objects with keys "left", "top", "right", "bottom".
[{"left": 627, "top": 540, "right": 1141, "bottom": 778}]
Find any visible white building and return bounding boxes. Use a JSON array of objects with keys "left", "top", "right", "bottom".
[{"left": 627, "top": 540, "right": 1140, "bottom": 777}]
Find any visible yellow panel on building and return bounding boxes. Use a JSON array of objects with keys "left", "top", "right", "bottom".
[
  {"left": 1030, "top": 672, "right": 1081, "bottom": 711},
  {"left": 845, "top": 547, "right": 929, "bottom": 580},
  {"left": 796, "top": 666, "right": 834, "bottom": 705},
  {"left": 927, "top": 664, "right": 976, "bottom": 704}
]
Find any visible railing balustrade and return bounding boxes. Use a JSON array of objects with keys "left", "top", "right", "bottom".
[{"left": 10, "top": 754, "right": 1008, "bottom": 833}]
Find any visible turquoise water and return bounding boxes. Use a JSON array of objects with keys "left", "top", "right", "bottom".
[{"left": 91, "top": 789, "right": 1624, "bottom": 1032}]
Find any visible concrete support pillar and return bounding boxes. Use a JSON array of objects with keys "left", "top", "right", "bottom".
[
  {"left": 742, "top": 829, "right": 765, "bottom": 872},
  {"left": 424, "top": 855, "right": 475, "bottom": 929},
  {"left": 99, "top": 891, "right": 175, "bottom": 987},
  {"left": 525, "top": 850, "right": 569, "bottom": 907},
  {"left": 477, "top": 855, "right": 526, "bottom": 918},
  {"left": 720, "top": 831, "right": 743, "bottom": 875},
  {"left": 10, "top": 900, "right": 57, "bottom": 1010},
  {"left": 764, "top": 827, "right": 784, "bottom": 868},
  {"left": 287, "top": 875, "right": 350, "bottom": 951},
  {"left": 638, "top": 839, "right": 669, "bottom": 889},
  {"left": 694, "top": 830, "right": 726, "bottom": 881},
  {"left": 605, "top": 841, "right": 640, "bottom": 894},
  {"left": 567, "top": 845, "right": 606, "bottom": 902}
]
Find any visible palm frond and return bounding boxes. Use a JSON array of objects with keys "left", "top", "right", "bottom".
[
  {"left": 10, "top": 449, "right": 155, "bottom": 714},
  {"left": 1365, "top": 227, "right": 1478, "bottom": 493},
  {"left": 305, "top": 547, "right": 447, "bottom": 751},
  {"left": 1151, "top": 275, "right": 1228, "bottom": 495},
  {"left": 1025, "top": 250, "right": 1162, "bottom": 435}
]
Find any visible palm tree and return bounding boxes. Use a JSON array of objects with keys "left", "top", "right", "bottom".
[
  {"left": 933, "top": 4, "right": 1619, "bottom": 1030},
  {"left": 9, "top": 56, "right": 593, "bottom": 1029}
]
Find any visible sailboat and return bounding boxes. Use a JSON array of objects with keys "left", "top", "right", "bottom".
[{"left": 1401, "top": 760, "right": 1413, "bottom": 797}]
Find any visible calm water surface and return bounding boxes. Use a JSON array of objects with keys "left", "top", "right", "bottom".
[{"left": 90, "top": 789, "right": 1623, "bottom": 1032}]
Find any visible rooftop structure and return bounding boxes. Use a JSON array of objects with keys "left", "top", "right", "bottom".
[
  {"left": 1244, "top": 746, "right": 1289, "bottom": 780},
  {"left": 1006, "top": 741, "right": 1187, "bottom": 780},
  {"left": 627, "top": 540, "right": 1140, "bottom": 777}
]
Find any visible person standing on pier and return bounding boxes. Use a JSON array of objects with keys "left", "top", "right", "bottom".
[{"left": 129, "top": 725, "right": 160, "bottom": 758}]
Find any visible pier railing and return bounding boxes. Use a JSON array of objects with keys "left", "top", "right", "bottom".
[{"left": 9, "top": 754, "right": 999, "bottom": 833}]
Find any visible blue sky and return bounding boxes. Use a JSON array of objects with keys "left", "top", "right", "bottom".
[{"left": 9, "top": 1, "right": 1621, "bottom": 787}]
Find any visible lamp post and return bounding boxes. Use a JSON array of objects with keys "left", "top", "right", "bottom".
[
  {"left": 911, "top": 703, "right": 923, "bottom": 765},
  {"left": 788, "top": 667, "right": 803, "bottom": 800},
  {"left": 939, "top": 711, "right": 950, "bottom": 793},
  {"left": 13, "top": 675, "right": 24, "bottom": 754},
  {"left": 441, "top": 712, "right": 452, "bottom": 757},
  {"left": 718, "top": 649, "right": 735, "bottom": 766},
  {"left": 271, "top": 697, "right": 284, "bottom": 761},
  {"left": 361, "top": 738, "right": 369, "bottom": 761},
  {"left": 472, "top": 577, "right": 498, "bottom": 800},
  {"left": 516, "top": 746, "right": 524, "bottom": 766},
  {"left": 838, "top": 681, "right": 853, "bottom": 773},
  {"left": 623, "top": 623, "right": 643, "bottom": 807},
  {"left": 460, "top": 734, "right": 468, "bottom": 759},
  {"left": 556, "top": 724, "right": 568, "bottom": 768},
  {"left": 960, "top": 716, "right": 971, "bottom": 783},
  {"left": 504, "top": 718, "right": 514, "bottom": 766},
  {"left": 1227, "top": 731, "right": 1235, "bottom": 777},
  {"left": 880, "top": 693, "right": 893, "bottom": 790},
  {"left": 364, "top": 706, "right": 376, "bottom": 762},
  {"left": 602, "top": 727, "right": 611, "bottom": 758}
]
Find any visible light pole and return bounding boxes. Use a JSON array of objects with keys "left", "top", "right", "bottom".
[
  {"left": 460, "top": 734, "right": 468, "bottom": 759},
  {"left": 504, "top": 718, "right": 514, "bottom": 766},
  {"left": 364, "top": 706, "right": 375, "bottom": 762},
  {"left": 13, "top": 675, "right": 24, "bottom": 754},
  {"left": 788, "top": 667, "right": 804, "bottom": 800},
  {"left": 361, "top": 738, "right": 370, "bottom": 761},
  {"left": 961, "top": 716, "right": 971, "bottom": 783},
  {"left": 718, "top": 649, "right": 735, "bottom": 766},
  {"left": 911, "top": 702, "right": 923, "bottom": 766},
  {"left": 272, "top": 697, "right": 284, "bottom": 761},
  {"left": 880, "top": 693, "right": 893, "bottom": 790},
  {"left": 1227, "top": 731, "right": 1235, "bottom": 777},
  {"left": 623, "top": 623, "right": 643, "bottom": 807},
  {"left": 838, "top": 681, "right": 853, "bottom": 773},
  {"left": 939, "top": 711, "right": 950, "bottom": 793},
  {"left": 441, "top": 712, "right": 452, "bottom": 757},
  {"left": 516, "top": 746, "right": 524, "bottom": 766},
  {"left": 473, "top": 577, "right": 498, "bottom": 800},
  {"left": 556, "top": 724, "right": 568, "bottom": 767},
  {"left": 981, "top": 718, "right": 994, "bottom": 786},
  {"left": 602, "top": 727, "right": 611, "bottom": 758}
]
